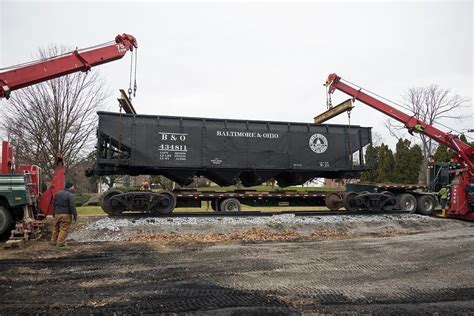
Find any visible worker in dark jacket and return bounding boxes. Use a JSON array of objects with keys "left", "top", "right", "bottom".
[{"left": 50, "top": 181, "right": 77, "bottom": 247}]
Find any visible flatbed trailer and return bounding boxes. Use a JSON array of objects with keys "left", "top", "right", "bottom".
[
  {"left": 102, "top": 188, "right": 332, "bottom": 213},
  {"left": 101, "top": 183, "right": 437, "bottom": 215},
  {"left": 175, "top": 189, "right": 330, "bottom": 211}
]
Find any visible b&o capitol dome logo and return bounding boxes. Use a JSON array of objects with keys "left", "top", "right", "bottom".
[{"left": 309, "top": 134, "right": 328, "bottom": 154}]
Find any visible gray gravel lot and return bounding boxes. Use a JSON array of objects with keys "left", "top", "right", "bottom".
[{"left": 1, "top": 214, "right": 473, "bottom": 314}]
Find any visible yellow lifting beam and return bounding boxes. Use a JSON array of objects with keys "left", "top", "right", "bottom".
[
  {"left": 118, "top": 89, "right": 137, "bottom": 114},
  {"left": 314, "top": 99, "right": 353, "bottom": 124}
]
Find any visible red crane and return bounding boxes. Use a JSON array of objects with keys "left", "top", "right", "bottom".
[
  {"left": 0, "top": 33, "right": 138, "bottom": 99},
  {"left": 325, "top": 73, "right": 474, "bottom": 221},
  {"left": 0, "top": 34, "right": 138, "bottom": 243}
]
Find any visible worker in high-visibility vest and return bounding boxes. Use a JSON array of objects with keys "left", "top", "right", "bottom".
[{"left": 438, "top": 186, "right": 448, "bottom": 216}]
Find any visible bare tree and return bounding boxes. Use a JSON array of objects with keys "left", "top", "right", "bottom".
[
  {"left": 385, "top": 85, "right": 469, "bottom": 183},
  {"left": 1, "top": 45, "right": 108, "bottom": 179}
]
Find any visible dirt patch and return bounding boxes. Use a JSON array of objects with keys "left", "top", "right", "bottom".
[
  {"left": 128, "top": 228, "right": 303, "bottom": 243},
  {"left": 126, "top": 227, "right": 407, "bottom": 245}
]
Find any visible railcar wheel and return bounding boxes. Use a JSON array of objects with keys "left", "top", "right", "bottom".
[
  {"left": 397, "top": 193, "right": 417, "bottom": 213},
  {"left": 416, "top": 195, "right": 436, "bottom": 215},
  {"left": 355, "top": 191, "right": 371, "bottom": 210},
  {"left": 220, "top": 198, "right": 241, "bottom": 212},
  {"left": 0, "top": 205, "right": 13, "bottom": 236},
  {"left": 325, "top": 192, "right": 343, "bottom": 211},
  {"left": 150, "top": 191, "right": 176, "bottom": 215},
  {"left": 101, "top": 190, "right": 126, "bottom": 215},
  {"left": 211, "top": 199, "right": 220, "bottom": 212},
  {"left": 380, "top": 191, "right": 396, "bottom": 211},
  {"left": 342, "top": 192, "right": 359, "bottom": 211}
]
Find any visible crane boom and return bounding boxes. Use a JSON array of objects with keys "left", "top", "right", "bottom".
[
  {"left": 325, "top": 73, "right": 474, "bottom": 174},
  {"left": 0, "top": 33, "right": 138, "bottom": 99},
  {"left": 325, "top": 73, "right": 473, "bottom": 220}
]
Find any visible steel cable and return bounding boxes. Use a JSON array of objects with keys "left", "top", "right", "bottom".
[{"left": 340, "top": 78, "right": 473, "bottom": 141}]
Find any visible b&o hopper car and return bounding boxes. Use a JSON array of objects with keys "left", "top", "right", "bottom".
[{"left": 88, "top": 112, "right": 437, "bottom": 215}]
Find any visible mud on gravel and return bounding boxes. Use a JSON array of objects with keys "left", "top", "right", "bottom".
[{"left": 1, "top": 214, "right": 474, "bottom": 315}]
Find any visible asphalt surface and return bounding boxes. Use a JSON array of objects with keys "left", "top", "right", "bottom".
[{"left": 0, "top": 217, "right": 473, "bottom": 315}]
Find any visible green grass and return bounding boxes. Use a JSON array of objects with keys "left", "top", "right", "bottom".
[
  {"left": 77, "top": 206, "right": 107, "bottom": 216},
  {"left": 77, "top": 202, "right": 329, "bottom": 217}
]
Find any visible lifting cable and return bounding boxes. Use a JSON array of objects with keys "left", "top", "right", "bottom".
[
  {"left": 325, "top": 84, "right": 332, "bottom": 109},
  {"left": 427, "top": 165, "right": 443, "bottom": 190},
  {"left": 118, "top": 102, "right": 123, "bottom": 160},
  {"left": 339, "top": 78, "right": 474, "bottom": 142},
  {"left": 133, "top": 49, "right": 138, "bottom": 97},
  {"left": 128, "top": 49, "right": 138, "bottom": 99},
  {"left": 128, "top": 51, "right": 134, "bottom": 98},
  {"left": 347, "top": 106, "right": 353, "bottom": 168}
]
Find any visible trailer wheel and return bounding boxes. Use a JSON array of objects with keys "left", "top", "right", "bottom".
[
  {"left": 0, "top": 205, "right": 13, "bottom": 235},
  {"left": 416, "top": 195, "right": 436, "bottom": 215},
  {"left": 101, "top": 190, "right": 126, "bottom": 215},
  {"left": 342, "top": 192, "right": 359, "bottom": 211},
  {"left": 220, "top": 198, "right": 241, "bottom": 212},
  {"left": 325, "top": 192, "right": 343, "bottom": 211},
  {"left": 397, "top": 193, "right": 417, "bottom": 213}
]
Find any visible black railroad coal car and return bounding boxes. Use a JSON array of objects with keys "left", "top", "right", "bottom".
[{"left": 93, "top": 111, "right": 372, "bottom": 187}]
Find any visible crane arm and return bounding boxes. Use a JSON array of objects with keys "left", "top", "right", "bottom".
[
  {"left": 0, "top": 33, "right": 138, "bottom": 99},
  {"left": 325, "top": 73, "right": 474, "bottom": 173}
]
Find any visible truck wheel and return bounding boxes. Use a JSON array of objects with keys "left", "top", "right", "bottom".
[
  {"left": 397, "top": 193, "right": 417, "bottom": 213},
  {"left": 342, "top": 192, "right": 359, "bottom": 211},
  {"left": 416, "top": 195, "right": 436, "bottom": 215},
  {"left": 0, "top": 205, "right": 13, "bottom": 235},
  {"left": 220, "top": 198, "right": 241, "bottom": 212},
  {"left": 101, "top": 190, "right": 125, "bottom": 215}
]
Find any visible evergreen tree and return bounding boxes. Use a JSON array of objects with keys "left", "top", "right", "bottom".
[
  {"left": 376, "top": 144, "right": 395, "bottom": 183},
  {"left": 362, "top": 140, "right": 424, "bottom": 184},
  {"left": 407, "top": 144, "right": 423, "bottom": 184},
  {"left": 432, "top": 134, "right": 472, "bottom": 164},
  {"left": 393, "top": 139, "right": 412, "bottom": 183},
  {"left": 361, "top": 144, "right": 379, "bottom": 182},
  {"left": 433, "top": 145, "right": 451, "bottom": 163}
]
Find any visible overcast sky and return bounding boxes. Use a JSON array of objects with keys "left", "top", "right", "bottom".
[{"left": 1, "top": 1, "right": 473, "bottom": 148}]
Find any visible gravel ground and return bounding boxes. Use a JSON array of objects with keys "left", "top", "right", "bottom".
[
  {"left": 69, "top": 213, "right": 465, "bottom": 242},
  {"left": 1, "top": 214, "right": 473, "bottom": 315}
]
